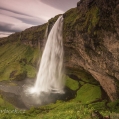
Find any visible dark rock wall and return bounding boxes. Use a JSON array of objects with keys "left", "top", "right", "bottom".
[{"left": 63, "top": 0, "right": 119, "bottom": 101}]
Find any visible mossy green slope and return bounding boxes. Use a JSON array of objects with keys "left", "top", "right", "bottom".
[
  {"left": 0, "top": 42, "right": 40, "bottom": 81},
  {"left": 65, "top": 75, "right": 79, "bottom": 90},
  {"left": 65, "top": 76, "right": 102, "bottom": 104},
  {"left": 76, "top": 84, "right": 101, "bottom": 104}
]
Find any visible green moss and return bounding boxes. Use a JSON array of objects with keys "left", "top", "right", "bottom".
[
  {"left": 31, "top": 48, "right": 41, "bottom": 65},
  {"left": 48, "top": 14, "right": 61, "bottom": 24},
  {"left": 0, "top": 42, "right": 40, "bottom": 81},
  {"left": 79, "top": 81, "right": 85, "bottom": 86},
  {"left": 0, "top": 95, "right": 15, "bottom": 109},
  {"left": 24, "top": 46, "right": 35, "bottom": 63},
  {"left": 26, "top": 101, "right": 93, "bottom": 119},
  {"left": 0, "top": 96, "right": 115, "bottom": 119},
  {"left": 107, "top": 100, "right": 119, "bottom": 112},
  {"left": 65, "top": 75, "right": 79, "bottom": 90},
  {"left": 25, "top": 65, "right": 36, "bottom": 78},
  {"left": 0, "top": 62, "right": 22, "bottom": 80},
  {"left": 63, "top": 5, "right": 100, "bottom": 40},
  {"left": 63, "top": 8, "right": 79, "bottom": 39},
  {"left": 87, "top": 6, "right": 100, "bottom": 34},
  {"left": 0, "top": 100, "right": 112, "bottom": 119},
  {"left": 77, "top": 71, "right": 95, "bottom": 83},
  {"left": 88, "top": 101, "right": 107, "bottom": 111},
  {"left": 75, "top": 84, "right": 101, "bottom": 104}
]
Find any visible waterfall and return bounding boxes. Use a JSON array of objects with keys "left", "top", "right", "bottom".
[
  {"left": 29, "top": 16, "right": 64, "bottom": 96},
  {"left": 44, "top": 23, "right": 48, "bottom": 40}
]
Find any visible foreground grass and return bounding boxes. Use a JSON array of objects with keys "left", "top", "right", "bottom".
[
  {"left": 0, "top": 99, "right": 119, "bottom": 119},
  {"left": 0, "top": 73, "right": 118, "bottom": 119},
  {"left": 0, "top": 100, "right": 101, "bottom": 119}
]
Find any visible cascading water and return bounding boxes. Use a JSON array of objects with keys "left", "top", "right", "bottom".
[
  {"left": 12, "top": 15, "right": 72, "bottom": 108},
  {"left": 28, "top": 15, "right": 64, "bottom": 96}
]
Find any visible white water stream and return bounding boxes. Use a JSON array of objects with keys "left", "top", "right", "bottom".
[{"left": 28, "top": 16, "right": 64, "bottom": 96}]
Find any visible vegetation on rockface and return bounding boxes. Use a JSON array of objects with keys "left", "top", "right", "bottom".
[
  {"left": 0, "top": 23, "right": 48, "bottom": 48},
  {"left": 87, "top": 6, "right": 100, "bottom": 34},
  {"left": 63, "top": 5, "right": 101, "bottom": 47},
  {"left": 63, "top": 0, "right": 119, "bottom": 49},
  {"left": 66, "top": 67, "right": 99, "bottom": 85},
  {"left": 63, "top": 0, "right": 119, "bottom": 101},
  {"left": 63, "top": 8, "right": 78, "bottom": 39},
  {"left": 0, "top": 21, "right": 48, "bottom": 81},
  {"left": 0, "top": 32, "right": 21, "bottom": 45},
  {"left": 20, "top": 23, "right": 47, "bottom": 45},
  {"left": 114, "top": 5, "right": 119, "bottom": 22},
  {"left": 48, "top": 14, "right": 61, "bottom": 25},
  {"left": 47, "top": 14, "right": 62, "bottom": 35},
  {"left": 63, "top": 5, "right": 100, "bottom": 36}
]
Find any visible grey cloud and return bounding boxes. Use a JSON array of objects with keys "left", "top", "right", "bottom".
[
  {"left": 0, "top": 8, "right": 46, "bottom": 25},
  {"left": 13, "top": 17, "right": 46, "bottom": 26},
  {"left": 0, "top": 7, "right": 33, "bottom": 18},
  {"left": 40, "top": 0, "right": 79, "bottom": 11},
  {"left": 0, "top": 32, "right": 11, "bottom": 35},
  {"left": 0, "top": 22, "right": 21, "bottom": 32}
]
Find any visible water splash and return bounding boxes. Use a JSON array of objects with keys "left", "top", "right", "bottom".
[{"left": 27, "top": 16, "right": 64, "bottom": 96}]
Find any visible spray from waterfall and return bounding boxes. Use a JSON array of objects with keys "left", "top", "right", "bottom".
[{"left": 27, "top": 15, "right": 64, "bottom": 96}]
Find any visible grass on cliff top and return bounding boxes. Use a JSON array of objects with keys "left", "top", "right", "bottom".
[{"left": 0, "top": 42, "right": 40, "bottom": 81}]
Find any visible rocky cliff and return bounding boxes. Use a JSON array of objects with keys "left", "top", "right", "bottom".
[
  {"left": 0, "top": 0, "right": 119, "bottom": 101},
  {"left": 63, "top": 0, "right": 119, "bottom": 101}
]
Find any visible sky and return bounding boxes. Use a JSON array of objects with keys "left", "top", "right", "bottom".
[{"left": 0, "top": 0, "right": 79, "bottom": 38}]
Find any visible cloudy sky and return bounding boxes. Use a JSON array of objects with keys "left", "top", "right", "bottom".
[{"left": 0, "top": 0, "right": 79, "bottom": 38}]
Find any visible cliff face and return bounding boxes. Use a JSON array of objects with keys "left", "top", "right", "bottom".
[
  {"left": 63, "top": 0, "right": 119, "bottom": 101},
  {"left": 0, "top": 23, "right": 47, "bottom": 48},
  {"left": 0, "top": 0, "right": 119, "bottom": 101}
]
